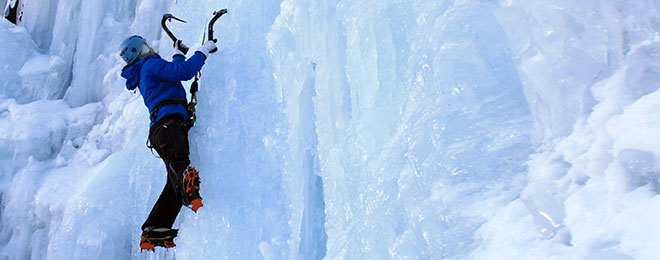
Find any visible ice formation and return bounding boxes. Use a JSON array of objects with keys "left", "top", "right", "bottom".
[{"left": 1, "top": 0, "right": 659, "bottom": 259}]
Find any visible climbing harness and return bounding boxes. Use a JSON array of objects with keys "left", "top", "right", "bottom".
[{"left": 149, "top": 99, "right": 188, "bottom": 122}]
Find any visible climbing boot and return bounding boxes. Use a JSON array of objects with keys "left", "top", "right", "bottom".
[
  {"left": 140, "top": 227, "right": 178, "bottom": 251},
  {"left": 181, "top": 166, "right": 203, "bottom": 212}
]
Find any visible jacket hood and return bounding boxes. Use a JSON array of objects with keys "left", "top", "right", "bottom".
[{"left": 120, "top": 54, "right": 160, "bottom": 90}]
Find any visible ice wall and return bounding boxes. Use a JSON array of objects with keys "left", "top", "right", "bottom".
[
  {"left": 1, "top": 0, "right": 174, "bottom": 259},
  {"left": 473, "top": 1, "right": 660, "bottom": 259},
  {"left": 267, "top": 0, "right": 532, "bottom": 258},
  {"left": 1, "top": 0, "right": 660, "bottom": 259},
  {"left": 162, "top": 1, "right": 295, "bottom": 259}
]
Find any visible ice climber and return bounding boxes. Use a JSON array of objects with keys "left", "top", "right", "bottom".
[{"left": 119, "top": 35, "right": 216, "bottom": 250}]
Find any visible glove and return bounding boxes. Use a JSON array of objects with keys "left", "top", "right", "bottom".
[
  {"left": 196, "top": 40, "right": 217, "bottom": 59},
  {"left": 173, "top": 40, "right": 189, "bottom": 56}
]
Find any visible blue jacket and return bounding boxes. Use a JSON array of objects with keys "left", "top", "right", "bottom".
[{"left": 121, "top": 52, "right": 206, "bottom": 128}]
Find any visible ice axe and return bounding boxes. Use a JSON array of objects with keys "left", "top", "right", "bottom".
[
  {"left": 206, "top": 9, "right": 228, "bottom": 53},
  {"left": 161, "top": 13, "right": 189, "bottom": 54}
]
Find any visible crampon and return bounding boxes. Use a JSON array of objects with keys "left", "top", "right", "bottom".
[
  {"left": 182, "top": 166, "right": 203, "bottom": 212},
  {"left": 140, "top": 228, "right": 178, "bottom": 251}
]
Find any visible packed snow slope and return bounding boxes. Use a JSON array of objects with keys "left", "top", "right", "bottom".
[{"left": 1, "top": 0, "right": 659, "bottom": 259}]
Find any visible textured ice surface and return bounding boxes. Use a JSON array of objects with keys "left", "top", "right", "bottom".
[{"left": 1, "top": 0, "right": 660, "bottom": 259}]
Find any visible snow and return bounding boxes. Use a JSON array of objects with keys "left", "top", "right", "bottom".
[{"left": 1, "top": 0, "right": 660, "bottom": 259}]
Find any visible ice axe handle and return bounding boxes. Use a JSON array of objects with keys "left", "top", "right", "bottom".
[
  {"left": 208, "top": 9, "right": 228, "bottom": 53},
  {"left": 175, "top": 40, "right": 189, "bottom": 55}
]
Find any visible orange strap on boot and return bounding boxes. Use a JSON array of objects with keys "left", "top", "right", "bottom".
[{"left": 184, "top": 167, "right": 203, "bottom": 212}]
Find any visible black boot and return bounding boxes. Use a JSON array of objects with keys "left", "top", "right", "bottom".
[
  {"left": 181, "top": 166, "right": 203, "bottom": 212},
  {"left": 140, "top": 227, "right": 178, "bottom": 251}
]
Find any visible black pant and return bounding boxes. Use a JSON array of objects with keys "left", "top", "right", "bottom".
[{"left": 142, "top": 115, "right": 190, "bottom": 230}]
